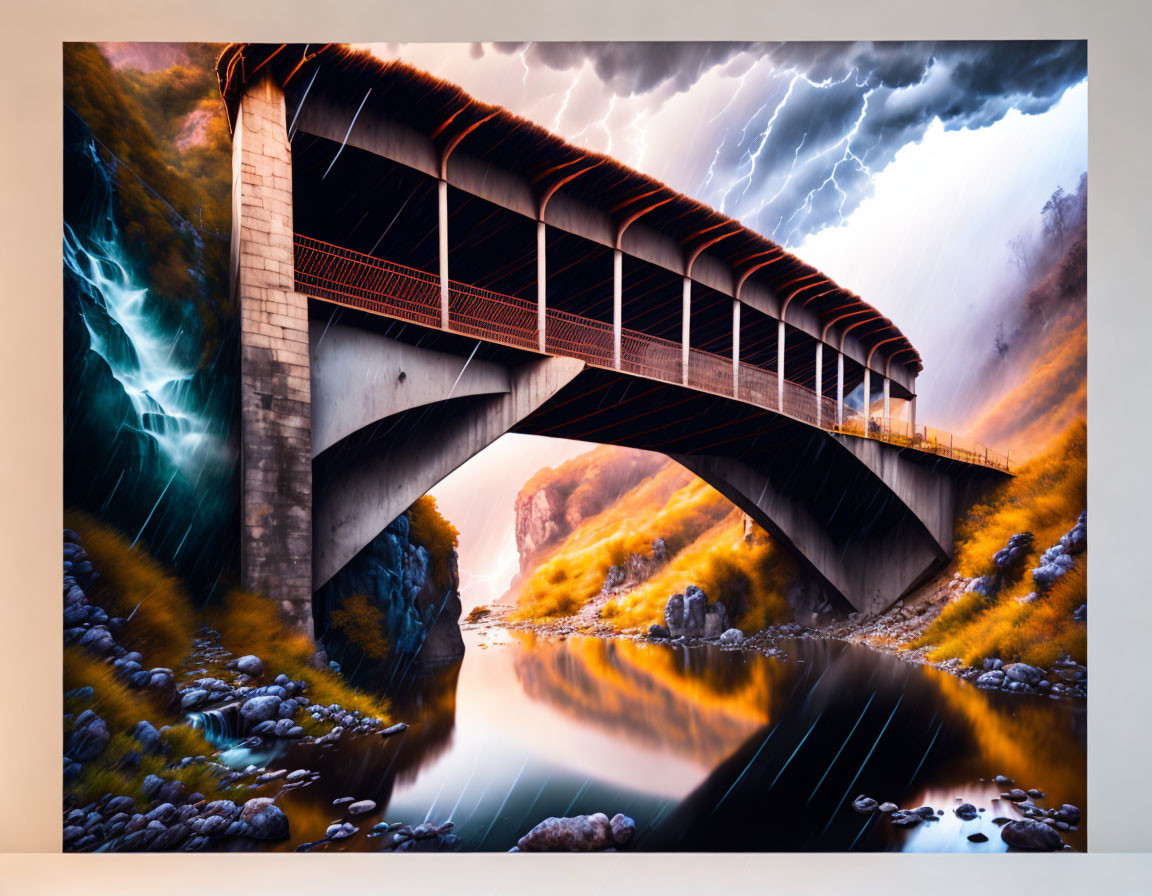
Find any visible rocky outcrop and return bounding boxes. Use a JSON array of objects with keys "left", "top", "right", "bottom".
[
  {"left": 1032, "top": 510, "right": 1087, "bottom": 590},
  {"left": 316, "top": 506, "right": 464, "bottom": 672},
  {"left": 967, "top": 532, "right": 1033, "bottom": 597},
  {"left": 600, "top": 539, "right": 670, "bottom": 595},
  {"left": 664, "top": 585, "right": 728, "bottom": 639},
  {"left": 513, "top": 446, "right": 668, "bottom": 570}
]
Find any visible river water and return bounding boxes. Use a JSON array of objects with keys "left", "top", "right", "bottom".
[{"left": 220, "top": 625, "right": 1086, "bottom": 853}]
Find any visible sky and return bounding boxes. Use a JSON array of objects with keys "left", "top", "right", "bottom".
[{"left": 360, "top": 41, "right": 1087, "bottom": 608}]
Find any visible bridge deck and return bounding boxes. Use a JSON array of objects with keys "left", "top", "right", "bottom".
[{"left": 294, "top": 235, "right": 1010, "bottom": 472}]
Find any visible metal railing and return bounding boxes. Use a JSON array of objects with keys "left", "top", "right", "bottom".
[{"left": 294, "top": 234, "right": 1011, "bottom": 472}]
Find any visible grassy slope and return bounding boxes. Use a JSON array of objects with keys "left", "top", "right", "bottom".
[
  {"left": 911, "top": 418, "right": 1087, "bottom": 666},
  {"left": 510, "top": 453, "right": 794, "bottom": 631}
]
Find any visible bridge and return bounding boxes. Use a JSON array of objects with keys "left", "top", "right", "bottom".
[{"left": 217, "top": 43, "right": 1009, "bottom": 630}]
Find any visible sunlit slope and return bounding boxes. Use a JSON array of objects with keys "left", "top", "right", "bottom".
[
  {"left": 510, "top": 450, "right": 795, "bottom": 631},
  {"left": 911, "top": 418, "right": 1087, "bottom": 666}
]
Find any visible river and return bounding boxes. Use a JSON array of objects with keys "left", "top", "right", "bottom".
[{"left": 212, "top": 625, "right": 1085, "bottom": 853}]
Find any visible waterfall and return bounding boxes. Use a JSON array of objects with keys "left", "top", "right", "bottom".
[{"left": 63, "top": 110, "right": 237, "bottom": 583}]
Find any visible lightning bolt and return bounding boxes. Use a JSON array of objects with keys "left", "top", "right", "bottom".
[{"left": 552, "top": 68, "right": 583, "bottom": 132}]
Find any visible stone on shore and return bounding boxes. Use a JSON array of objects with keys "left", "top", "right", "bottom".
[
  {"left": 516, "top": 812, "right": 635, "bottom": 852},
  {"left": 1000, "top": 819, "right": 1064, "bottom": 851},
  {"left": 239, "top": 798, "right": 289, "bottom": 841}
]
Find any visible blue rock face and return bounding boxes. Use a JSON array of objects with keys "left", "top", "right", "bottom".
[{"left": 315, "top": 511, "right": 463, "bottom": 676}]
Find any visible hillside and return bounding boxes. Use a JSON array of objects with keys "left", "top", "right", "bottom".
[{"left": 508, "top": 448, "right": 808, "bottom": 632}]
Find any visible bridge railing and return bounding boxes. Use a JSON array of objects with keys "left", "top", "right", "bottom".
[{"left": 294, "top": 234, "right": 1010, "bottom": 472}]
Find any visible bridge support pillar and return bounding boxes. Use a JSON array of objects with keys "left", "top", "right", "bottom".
[
  {"left": 613, "top": 249, "right": 622, "bottom": 370},
  {"left": 438, "top": 178, "right": 449, "bottom": 329},
  {"left": 815, "top": 341, "right": 823, "bottom": 427},
  {"left": 863, "top": 367, "right": 872, "bottom": 422},
  {"left": 537, "top": 220, "right": 546, "bottom": 352},
  {"left": 836, "top": 351, "right": 844, "bottom": 425},
  {"left": 777, "top": 320, "right": 785, "bottom": 412},
  {"left": 231, "top": 73, "right": 313, "bottom": 628},
  {"left": 883, "top": 376, "right": 891, "bottom": 420},
  {"left": 732, "top": 300, "right": 741, "bottom": 396},
  {"left": 911, "top": 395, "right": 917, "bottom": 428},
  {"left": 681, "top": 277, "right": 691, "bottom": 385}
]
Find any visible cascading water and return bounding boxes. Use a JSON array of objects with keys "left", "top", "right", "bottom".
[{"left": 63, "top": 110, "right": 238, "bottom": 585}]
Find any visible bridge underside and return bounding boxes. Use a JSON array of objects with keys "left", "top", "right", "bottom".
[{"left": 310, "top": 308, "right": 1000, "bottom": 618}]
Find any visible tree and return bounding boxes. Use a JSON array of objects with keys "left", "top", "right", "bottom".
[{"left": 1042, "top": 186, "right": 1076, "bottom": 248}]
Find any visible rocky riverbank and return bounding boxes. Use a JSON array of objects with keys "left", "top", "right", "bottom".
[{"left": 61, "top": 528, "right": 404, "bottom": 852}]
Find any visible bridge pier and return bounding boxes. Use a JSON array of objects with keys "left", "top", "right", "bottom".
[
  {"left": 777, "top": 320, "right": 785, "bottom": 412},
  {"left": 815, "top": 342, "right": 824, "bottom": 427},
  {"left": 438, "top": 178, "right": 450, "bottom": 328},
  {"left": 836, "top": 351, "right": 845, "bottom": 425},
  {"left": 231, "top": 74, "right": 313, "bottom": 627},
  {"left": 681, "top": 277, "right": 691, "bottom": 385},
  {"left": 613, "top": 249, "right": 622, "bottom": 370}
]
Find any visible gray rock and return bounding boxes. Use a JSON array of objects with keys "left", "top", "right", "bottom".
[
  {"left": 379, "top": 722, "right": 409, "bottom": 737},
  {"left": 719, "top": 628, "right": 744, "bottom": 646},
  {"left": 609, "top": 813, "right": 635, "bottom": 846},
  {"left": 1054, "top": 804, "right": 1081, "bottom": 825},
  {"left": 1004, "top": 663, "right": 1043, "bottom": 684},
  {"left": 235, "top": 655, "right": 264, "bottom": 677},
  {"left": 516, "top": 812, "right": 614, "bottom": 851},
  {"left": 664, "top": 593, "right": 685, "bottom": 638},
  {"left": 1001, "top": 819, "right": 1064, "bottom": 851},
  {"left": 348, "top": 800, "right": 377, "bottom": 816},
  {"left": 683, "top": 586, "right": 707, "bottom": 637},
  {"left": 878, "top": 802, "right": 898, "bottom": 813},
  {"left": 239, "top": 797, "right": 289, "bottom": 840},
  {"left": 1002, "top": 789, "right": 1029, "bottom": 802},
  {"left": 890, "top": 811, "right": 922, "bottom": 828},
  {"left": 131, "top": 720, "right": 163, "bottom": 755},
  {"left": 68, "top": 713, "right": 109, "bottom": 762},
  {"left": 158, "top": 780, "right": 186, "bottom": 804},
  {"left": 955, "top": 803, "right": 978, "bottom": 820},
  {"left": 968, "top": 832, "right": 989, "bottom": 843},
  {"left": 852, "top": 795, "right": 878, "bottom": 814},
  {"left": 326, "top": 821, "right": 358, "bottom": 839},
  {"left": 703, "top": 601, "right": 728, "bottom": 639},
  {"left": 240, "top": 695, "right": 282, "bottom": 725},
  {"left": 648, "top": 623, "right": 670, "bottom": 639}
]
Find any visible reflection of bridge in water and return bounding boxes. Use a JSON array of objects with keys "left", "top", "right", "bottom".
[{"left": 217, "top": 43, "right": 1012, "bottom": 629}]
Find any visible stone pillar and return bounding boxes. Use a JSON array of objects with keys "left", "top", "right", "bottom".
[
  {"left": 863, "top": 367, "right": 872, "bottom": 422},
  {"left": 836, "top": 351, "right": 844, "bottom": 426},
  {"left": 815, "top": 341, "right": 824, "bottom": 427},
  {"left": 883, "top": 376, "right": 891, "bottom": 420},
  {"left": 681, "top": 277, "right": 691, "bottom": 385},
  {"left": 231, "top": 74, "right": 313, "bottom": 628},
  {"left": 438, "top": 178, "right": 449, "bottom": 328},
  {"left": 777, "top": 319, "right": 785, "bottom": 412},
  {"left": 911, "top": 395, "right": 918, "bottom": 429},
  {"left": 732, "top": 299, "right": 741, "bottom": 395},
  {"left": 613, "top": 249, "right": 622, "bottom": 370},
  {"left": 537, "top": 220, "right": 547, "bottom": 352}
]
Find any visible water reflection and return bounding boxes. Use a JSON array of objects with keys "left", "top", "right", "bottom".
[{"left": 227, "top": 628, "right": 1085, "bottom": 853}]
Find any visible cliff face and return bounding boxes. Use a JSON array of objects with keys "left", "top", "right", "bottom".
[
  {"left": 316, "top": 497, "right": 464, "bottom": 676},
  {"left": 513, "top": 445, "right": 668, "bottom": 571}
]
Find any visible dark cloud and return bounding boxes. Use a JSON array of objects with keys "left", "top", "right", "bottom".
[{"left": 493, "top": 40, "right": 1086, "bottom": 244}]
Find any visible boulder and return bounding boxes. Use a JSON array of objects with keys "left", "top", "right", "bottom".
[
  {"left": 348, "top": 800, "right": 376, "bottom": 816},
  {"left": 1001, "top": 819, "right": 1064, "bottom": 851},
  {"left": 239, "top": 797, "right": 289, "bottom": 841},
  {"left": 1003, "top": 663, "right": 1043, "bottom": 685},
  {"left": 852, "top": 795, "right": 878, "bottom": 814},
  {"left": 516, "top": 813, "right": 614, "bottom": 851},
  {"left": 648, "top": 623, "right": 670, "bottom": 639},
  {"left": 609, "top": 813, "right": 635, "bottom": 846},
  {"left": 240, "top": 696, "right": 282, "bottom": 726},
  {"left": 664, "top": 593, "right": 685, "bottom": 638},
  {"left": 683, "top": 586, "right": 707, "bottom": 637},
  {"left": 719, "top": 628, "right": 744, "bottom": 646},
  {"left": 235, "top": 655, "right": 264, "bottom": 677},
  {"left": 955, "top": 803, "right": 978, "bottom": 820},
  {"left": 703, "top": 601, "right": 728, "bottom": 639}
]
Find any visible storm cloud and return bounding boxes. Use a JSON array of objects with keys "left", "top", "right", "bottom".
[{"left": 492, "top": 41, "right": 1086, "bottom": 243}]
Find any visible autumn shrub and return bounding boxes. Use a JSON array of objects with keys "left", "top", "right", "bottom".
[
  {"left": 465, "top": 605, "right": 491, "bottom": 623},
  {"left": 407, "top": 495, "right": 459, "bottom": 592},
  {"left": 65, "top": 510, "right": 196, "bottom": 670},
  {"left": 329, "top": 593, "right": 392, "bottom": 662}
]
